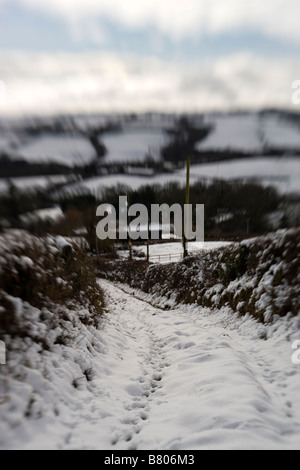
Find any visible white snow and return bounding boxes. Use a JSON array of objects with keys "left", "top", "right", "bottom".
[
  {"left": 197, "top": 113, "right": 300, "bottom": 154},
  {"left": 187, "top": 157, "right": 300, "bottom": 194},
  {"left": 18, "top": 256, "right": 34, "bottom": 270},
  {"left": 262, "top": 116, "right": 300, "bottom": 150},
  {"left": 63, "top": 173, "right": 185, "bottom": 195},
  {"left": 0, "top": 135, "right": 17, "bottom": 153},
  {"left": 15, "top": 135, "right": 96, "bottom": 167},
  {"left": 1, "top": 280, "right": 300, "bottom": 450},
  {"left": 119, "top": 241, "right": 233, "bottom": 263},
  {"left": 0, "top": 175, "right": 74, "bottom": 194},
  {"left": 55, "top": 235, "right": 73, "bottom": 252},
  {"left": 101, "top": 130, "right": 166, "bottom": 163},
  {"left": 197, "top": 114, "right": 263, "bottom": 153},
  {"left": 20, "top": 207, "right": 64, "bottom": 225},
  {"left": 62, "top": 157, "right": 300, "bottom": 196}
]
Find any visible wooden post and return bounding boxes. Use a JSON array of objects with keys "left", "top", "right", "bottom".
[
  {"left": 146, "top": 217, "right": 150, "bottom": 263},
  {"left": 96, "top": 232, "right": 100, "bottom": 268},
  {"left": 183, "top": 156, "right": 191, "bottom": 258},
  {"left": 246, "top": 218, "right": 250, "bottom": 235},
  {"left": 127, "top": 192, "right": 132, "bottom": 260},
  {"left": 129, "top": 240, "right": 132, "bottom": 260}
]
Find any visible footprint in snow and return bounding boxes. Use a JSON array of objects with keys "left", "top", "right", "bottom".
[{"left": 140, "top": 411, "right": 148, "bottom": 421}]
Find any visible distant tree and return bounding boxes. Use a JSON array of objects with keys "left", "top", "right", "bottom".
[{"left": 161, "top": 117, "right": 212, "bottom": 163}]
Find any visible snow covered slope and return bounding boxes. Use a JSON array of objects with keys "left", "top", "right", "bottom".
[
  {"left": 0, "top": 175, "right": 72, "bottom": 194},
  {"left": 188, "top": 157, "right": 300, "bottom": 194},
  {"left": 262, "top": 115, "right": 300, "bottom": 150},
  {"left": 15, "top": 135, "right": 96, "bottom": 167},
  {"left": 196, "top": 113, "right": 300, "bottom": 154},
  {"left": 101, "top": 130, "right": 166, "bottom": 163},
  {"left": 61, "top": 156, "right": 300, "bottom": 196},
  {"left": 196, "top": 114, "right": 263, "bottom": 153},
  {"left": 0, "top": 229, "right": 300, "bottom": 449},
  {"left": 1, "top": 279, "right": 300, "bottom": 450}
]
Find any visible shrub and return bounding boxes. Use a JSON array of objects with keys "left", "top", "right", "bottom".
[
  {"left": 0, "top": 232, "right": 105, "bottom": 346},
  {"left": 99, "top": 228, "right": 300, "bottom": 323}
]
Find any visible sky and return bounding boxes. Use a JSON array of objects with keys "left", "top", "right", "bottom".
[{"left": 0, "top": 0, "right": 299, "bottom": 116}]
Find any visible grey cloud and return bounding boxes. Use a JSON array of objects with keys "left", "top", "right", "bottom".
[{"left": 0, "top": 51, "right": 298, "bottom": 115}]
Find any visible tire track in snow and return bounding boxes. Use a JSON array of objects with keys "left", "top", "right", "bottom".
[{"left": 102, "top": 281, "right": 170, "bottom": 450}]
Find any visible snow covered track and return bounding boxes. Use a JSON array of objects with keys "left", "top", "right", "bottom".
[
  {"left": 98, "top": 282, "right": 170, "bottom": 449},
  {"left": 65, "top": 280, "right": 300, "bottom": 450},
  {"left": 2, "top": 280, "right": 300, "bottom": 450}
]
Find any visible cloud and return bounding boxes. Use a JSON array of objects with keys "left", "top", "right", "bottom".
[
  {"left": 3, "top": 0, "right": 300, "bottom": 43},
  {"left": 0, "top": 50, "right": 297, "bottom": 116}
]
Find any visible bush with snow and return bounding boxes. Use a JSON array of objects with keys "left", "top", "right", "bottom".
[
  {"left": 0, "top": 231, "right": 105, "bottom": 445},
  {"left": 100, "top": 228, "right": 300, "bottom": 323}
]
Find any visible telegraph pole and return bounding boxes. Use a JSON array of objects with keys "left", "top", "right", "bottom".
[
  {"left": 183, "top": 156, "right": 191, "bottom": 258},
  {"left": 127, "top": 192, "right": 132, "bottom": 260},
  {"left": 146, "top": 216, "right": 150, "bottom": 263}
]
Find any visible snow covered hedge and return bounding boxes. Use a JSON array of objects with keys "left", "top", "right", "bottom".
[
  {"left": 100, "top": 228, "right": 300, "bottom": 323},
  {"left": 0, "top": 231, "right": 105, "bottom": 442},
  {"left": 0, "top": 231, "right": 105, "bottom": 337}
]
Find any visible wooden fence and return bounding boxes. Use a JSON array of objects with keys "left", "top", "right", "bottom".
[{"left": 149, "top": 252, "right": 183, "bottom": 262}]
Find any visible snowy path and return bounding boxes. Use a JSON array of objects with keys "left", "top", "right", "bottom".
[
  {"left": 58, "top": 280, "right": 300, "bottom": 450},
  {"left": 11, "top": 279, "right": 300, "bottom": 450}
]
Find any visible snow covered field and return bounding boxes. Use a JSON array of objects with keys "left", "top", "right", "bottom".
[
  {"left": 0, "top": 112, "right": 299, "bottom": 168},
  {"left": 2, "top": 156, "right": 299, "bottom": 197},
  {"left": 119, "top": 241, "right": 233, "bottom": 263},
  {"left": 0, "top": 134, "right": 19, "bottom": 153},
  {"left": 0, "top": 175, "right": 73, "bottom": 194},
  {"left": 196, "top": 114, "right": 263, "bottom": 153},
  {"left": 15, "top": 135, "right": 96, "bottom": 167},
  {"left": 262, "top": 116, "right": 300, "bottom": 150},
  {"left": 2, "top": 279, "right": 299, "bottom": 450},
  {"left": 197, "top": 113, "right": 300, "bottom": 154},
  {"left": 1, "top": 113, "right": 300, "bottom": 197},
  {"left": 63, "top": 156, "right": 300, "bottom": 196},
  {"left": 101, "top": 130, "right": 166, "bottom": 163},
  {"left": 189, "top": 157, "right": 300, "bottom": 194}
]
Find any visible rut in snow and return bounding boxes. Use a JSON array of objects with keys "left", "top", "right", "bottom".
[{"left": 104, "top": 286, "right": 170, "bottom": 449}]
